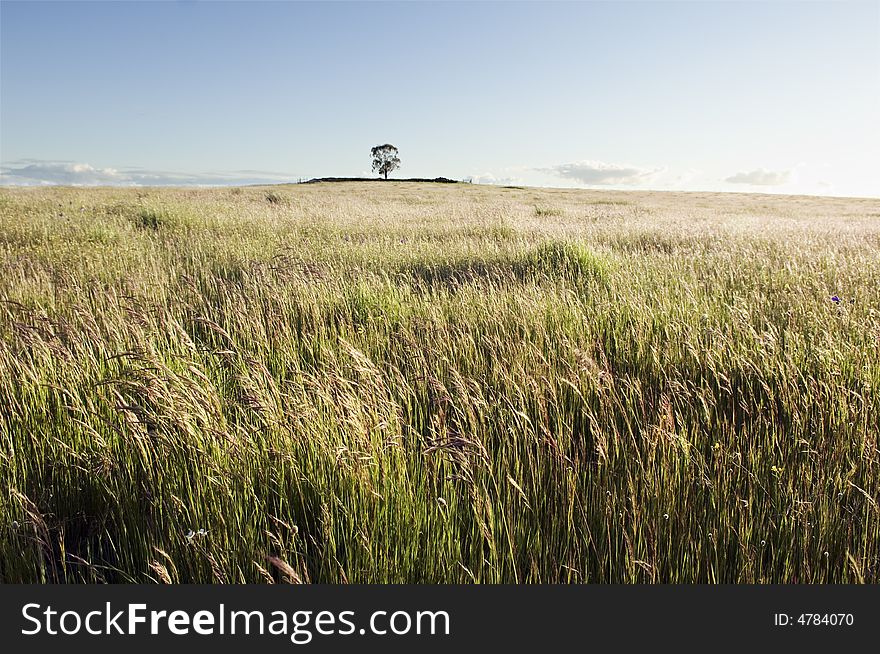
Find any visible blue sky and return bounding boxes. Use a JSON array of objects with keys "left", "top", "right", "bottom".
[{"left": 1, "top": 0, "right": 878, "bottom": 196}]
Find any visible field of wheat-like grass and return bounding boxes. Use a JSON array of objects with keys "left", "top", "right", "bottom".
[{"left": 0, "top": 182, "right": 878, "bottom": 583}]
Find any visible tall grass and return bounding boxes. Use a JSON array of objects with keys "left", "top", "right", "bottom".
[{"left": 0, "top": 183, "right": 878, "bottom": 583}]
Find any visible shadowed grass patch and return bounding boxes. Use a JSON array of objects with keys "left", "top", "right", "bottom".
[
  {"left": 397, "top": 241, "right": 612, "bottom": 290},
  {"left": 397, "top": 256, "right": 516, "bottom": 289},
  {"left": 535, "top": 206, "right": 564, "bottom": 218},
  {"left": 265, "top": 191, "right": 289, "bottom": 207},
  {"left": 133, "top": 207, "right": 176, "bottom": 231}
]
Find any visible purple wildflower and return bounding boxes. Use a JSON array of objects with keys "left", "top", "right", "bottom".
[{"left": 830, "top": 295, "right": 841, "bottom": 304}]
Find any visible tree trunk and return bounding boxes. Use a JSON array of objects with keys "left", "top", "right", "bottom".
[{"left": 384, "top": 170, "right": 388, "bottom": 180}]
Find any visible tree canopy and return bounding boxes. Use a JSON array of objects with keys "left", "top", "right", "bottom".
[{"left": 371, "top": 144, "right": 400, "bottom": 180}]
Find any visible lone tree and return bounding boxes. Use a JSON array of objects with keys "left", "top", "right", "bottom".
[{"left": 371, "top": 144, "right": 400, "bottom": 180}]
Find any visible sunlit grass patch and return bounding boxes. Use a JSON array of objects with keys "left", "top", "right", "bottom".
[{"left": 526, "top": 239, "right": 612, "bottom": 284}]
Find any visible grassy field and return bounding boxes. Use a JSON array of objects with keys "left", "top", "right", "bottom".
[{"left": 0, "top": 182, "right": 878, "bottom": 583}]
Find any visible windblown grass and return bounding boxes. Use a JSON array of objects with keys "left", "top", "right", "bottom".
[{"left": 0, "top": 182, "right": 878, "bottom": 583}]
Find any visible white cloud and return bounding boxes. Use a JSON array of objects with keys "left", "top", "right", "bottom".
[
  {"left": 541, "top": 160, "right": 662, "bottom": 186},
  {"left": 670, "top": 168, "right": 702, "bottom": 186},
  {"left": 467, "top": 172, "right": 524, "bottom": 186},
  {"left": 0, "top": 162, "right": 125, "bottom": 186},
  {"left": 724, "top": 168, "right": 792, "bottom": 186},
  {"left": 0, "top": 160, "right": 300, "bottom": 186}
]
